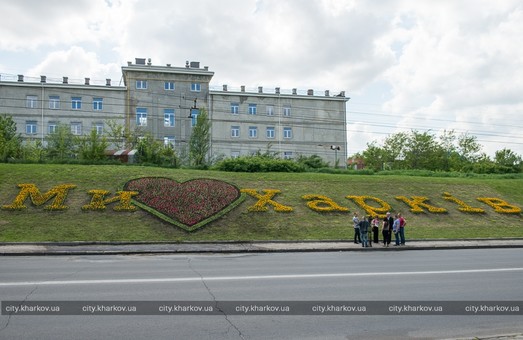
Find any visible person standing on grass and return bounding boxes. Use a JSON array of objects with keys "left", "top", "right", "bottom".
[
  {"left": 398, "top": 213, "right": 406, "bottom": 245},
  {"left": 393, "top": 214, "right": 401, "bottom": 246},
  {"left": 371, "top": 215, "right": 380, "bottom": 244},
  {"left": 352, "top": 212, "right": 361, "bottom": 244},
  {"left": 359, "top": 216, "right": 370, "bottom": 248}
]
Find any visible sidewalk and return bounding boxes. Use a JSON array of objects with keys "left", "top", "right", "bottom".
[{"left": 1, "top": 238, "right": 523, "bottom": 256}]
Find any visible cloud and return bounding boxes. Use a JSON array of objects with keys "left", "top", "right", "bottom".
[{"left": 25, "top": 46, "right": 122, "bottom": 84}]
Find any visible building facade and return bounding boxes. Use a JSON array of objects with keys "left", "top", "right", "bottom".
[{"left": 0, "top": 58, "right": 349, "bottom": 166}]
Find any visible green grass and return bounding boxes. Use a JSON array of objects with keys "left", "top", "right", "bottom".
[{"left": 0, "top": 164, "right": 521, "bottom": 242}]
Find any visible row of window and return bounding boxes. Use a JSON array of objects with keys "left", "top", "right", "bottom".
[
  {"left": 136, "top": 80, "right": 201, "bottom": 92},
  {"left": 230, "top": 126, "right": 293, "bottom": 139},
  {"left": 135, "top": 108, "right": 199, "bottom": 127},
  {"left": 24, "top": 121, "right": 104, "bottom": 135},
  {"left": 26, "top": 95, "right": 104, "bottom": 111},
  {"left": 230, "top": 103, "right": 291, "bottom": 116}
]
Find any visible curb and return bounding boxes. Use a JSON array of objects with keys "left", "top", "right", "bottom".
[{"left": 2, "top": 239, "right": 523, "bottom": 256}]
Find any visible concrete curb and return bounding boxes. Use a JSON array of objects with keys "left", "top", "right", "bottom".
[{"left": 1, "top": 239, "right": 523, "bottom": 256}]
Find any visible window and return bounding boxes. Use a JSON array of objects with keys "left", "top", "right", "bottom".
[
  {"left": 26, "top": 96, "right": 38, "bottom": 109},
  {"left": 164, "top": 109, "right": 175, "bottom": 127},
  {"left": 136, "top": 108, "right": 147, "bottom": 126},
  {"left": 190, "top": 109, "right": 199, "bottom": 127},
  {"left": 164, "top": 82, "right": 175, "bottom": 91},
  {"left": 136, "top": 80, "right": 147, "bottom": 89},
  {"left": 266, "top": 105, "right": 274, "bottom": 116},
  {"left": 25, "top": 121, "right": 37, "bottom": 134},
  {"left": 164, "top": 136, "right": 175, "bottom": 147},
  {"left": 283, "top": 106, "right": 291, "bottom": 117},
  {"left": 93, "top": 98, "right": 103, "bottom": 111},
  {"left": 248, "top": 104, "right": 257, "bottom": 115},
  {"left": 283, "top": 151, "right": 293, "bottom": 160},
  {"left": 266, "top": 127, "right": 275, "bottom": 139},
  {"left": 95, "top": 123, "right": 104, "bottom": 135},
  {"left": 249, "top": 126, "right": 258, "bottom": 138},
  {"left": 48, "top": 122, "right": 58, "bottom": 134},
  {"left": 283, "top": 127, "right": 292, "bottom": 139},
  {"left": 49, "top": 96, "right": 60, "bottom": 109},
  {"left": 71, "top": 122, "right": 82, "bottom": 135},
  {"left": 231, "top": 126, "right": 240, "bottom": 138},
  {"left": 231, "top": 103, "right": 239, "bottom": 114},
  {"left": 72, "top": 97, "right": 82, "bottom": 110},
  {"left": 191, "top": 83, "right": 201, "bottom": 92}
]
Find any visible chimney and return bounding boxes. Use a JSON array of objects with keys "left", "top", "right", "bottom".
[
  {"left": 18, "top": 75, "right": 24, "bottom": 82},
  {"left": 40, "top": 75, "right": 46, "bottom": 83},
  {"left": 185, "top": 61, "right": 190, "bottom": 68},
  {"left": 325, "top": 90, "right": 330, "bottom": 96},
  {"left": 241, "top": 85, "right": 245, "bottom": 92},
  {"left": 63, "top": 77, "right": 68, "bottom": 84},
  {"left": 204, "top": 66, "right": 209, "bottom": 71},
  {"left": 166, "top": 64, "right": 171, "bottom": 67},
  {"left": 275, "top": 87, "right": 280, "bottom": 94},
  {"left": 85, "top": 78, "right": 90, "bottom": 85},
  {"left": 147, "top": 58, "right": 152, "bottom": 66},
  {"left": 258, "top": 86, "right": 263, "bottom": 93},
  {"left": 307, "top": 89, "right": 314, "bottom": 96},
  {"left": 106, "top": 79, "right": 111, "bottom": 86},
  {"left": 292, "top": 88, "right": 297, "bottom": 95},
  {"left": 127, "top": 61, "right": 132, "bottom": 66},
  {"left": 223, "top": 84, "right": 228, "bottom": 91}
]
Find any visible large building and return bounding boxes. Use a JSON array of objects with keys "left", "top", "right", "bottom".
[{"left": 0, "top": 58, "right": 349, "bottom": 166}]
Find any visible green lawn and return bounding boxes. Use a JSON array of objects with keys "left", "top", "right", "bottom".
[{"left": 0, "top": 164, "right": 521, "bottom": 242}]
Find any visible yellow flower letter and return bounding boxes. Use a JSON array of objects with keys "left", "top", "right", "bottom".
[
  {"left": 442, "top": 192, "right": 484, "bottom": 213},
  {"left": 82, "top": 190, "right": 138, "bottom": 211},
  {"left": 1, "top": 183, "right": 77, "bottom": 211},
  {"left": 395, "top": 196, "right": 447, "bottom": 214},
  {"left": 346, "top": 195, "right": 392, "bottom": 218},
  {"left": 302, "top": 194, "right": 349, "bottom": 213},
  {"left": 477, "top": 197, "right": 522, "bottom": 214},
  {"left": 240, "top": 189, "right": 293, "bottom": 212}
]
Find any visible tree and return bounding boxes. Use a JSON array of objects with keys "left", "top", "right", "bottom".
[
  {"left": 495, "top": 148, "right": 522, "bottom": 172},
  {"left": 78, "top": 129, "right": 109, "bottom": 161},
  {"left": 46, "top": 124, "right": 76, "bottom": 160},
  {"left": 404, "top": 131, "right": 440, "bottom": 170},
  {"left": 0, "top": 114, "right": 22, "bottom": 162},
  {"left": 189, "top": 107, "right": 211, "bottom": 167},
  {"left": 361, "top": 142, "right": 386, "bottom": 171},
  {"left": 382, "top": 132, "right": 408, "bottom": 169}
]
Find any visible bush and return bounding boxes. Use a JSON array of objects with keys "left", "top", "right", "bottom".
[{"left": 214, "top": 156, "right": 305, "bottom": 172}]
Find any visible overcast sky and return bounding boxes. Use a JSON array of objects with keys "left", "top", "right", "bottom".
[{"left": 1, "top": 0, "right": 522, "bottom": 157}]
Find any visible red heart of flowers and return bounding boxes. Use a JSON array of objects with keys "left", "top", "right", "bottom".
[{"left": 124, "top": 177, "right": 241, "bottom": 230}]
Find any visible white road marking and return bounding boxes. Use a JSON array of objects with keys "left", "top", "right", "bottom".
[{"left": 1, "top": 267, "right": 522, "bottom": 287}]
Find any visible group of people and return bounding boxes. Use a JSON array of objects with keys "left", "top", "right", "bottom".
[{"left": 352, "top": 212, "right": 406, "bottom": 247}]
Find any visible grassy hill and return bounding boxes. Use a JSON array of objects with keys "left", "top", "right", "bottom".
[{"left": 0, "top": 164, "right": 521, "bottom": 242}]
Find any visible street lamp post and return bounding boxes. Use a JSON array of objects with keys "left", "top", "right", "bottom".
[{"left": 330, "top": 145, "right": 341, "bottom": 168}]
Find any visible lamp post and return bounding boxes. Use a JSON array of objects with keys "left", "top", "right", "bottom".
[{"left": 330, "top": 145, "right": 341, "bottom": 168}]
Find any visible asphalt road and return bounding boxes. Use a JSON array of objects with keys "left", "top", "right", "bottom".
[{"left": 1, "top": 249, "right": 522, "bottom": 340}]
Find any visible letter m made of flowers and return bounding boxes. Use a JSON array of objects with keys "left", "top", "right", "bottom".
[{"left": 2, "top": 184, "right": 77, "bottom": 211}]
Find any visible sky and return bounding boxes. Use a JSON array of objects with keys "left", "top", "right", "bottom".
[{"left": 1, "top": 0, "right": 522, "bottom": 158}]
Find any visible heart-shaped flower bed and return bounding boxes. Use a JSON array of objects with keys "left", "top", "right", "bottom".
[{"left": 124, "top": 177, "right": 244, "bottom": 231}]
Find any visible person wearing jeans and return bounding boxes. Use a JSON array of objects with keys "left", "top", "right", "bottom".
[
  {"left": 393, "top": 214, "right": 401, "bottom": 246},
  {"left": 398, "top": 213, "right": 406, "bottom": 245},
  {"left": 352, "top": 213, "right": 361, "bottom": 244}
]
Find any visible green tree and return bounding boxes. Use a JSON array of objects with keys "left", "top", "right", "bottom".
[
  {"left": 46, "top": 124, "right": 76, "bottom": 160},
  {"left": 361, "top": 142, "right": 386, "bottom": 171},
  {"left": 78, "top": 129, "right": 109, "bottom": 161},
  {"left": 404, "top": 131, "right": 441, "bottom": 170},
  {"left": 382, "top": 132, "right": 408, "bottom": 169},
  {"left": 189, "top": 107, "right": 211, "bottom": 167},
  {"left": 0, "top": 114, "right": 22, "bottom": 162},
  {"left": 495, "top": 148, "right": 522, "bottom": 173}
]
